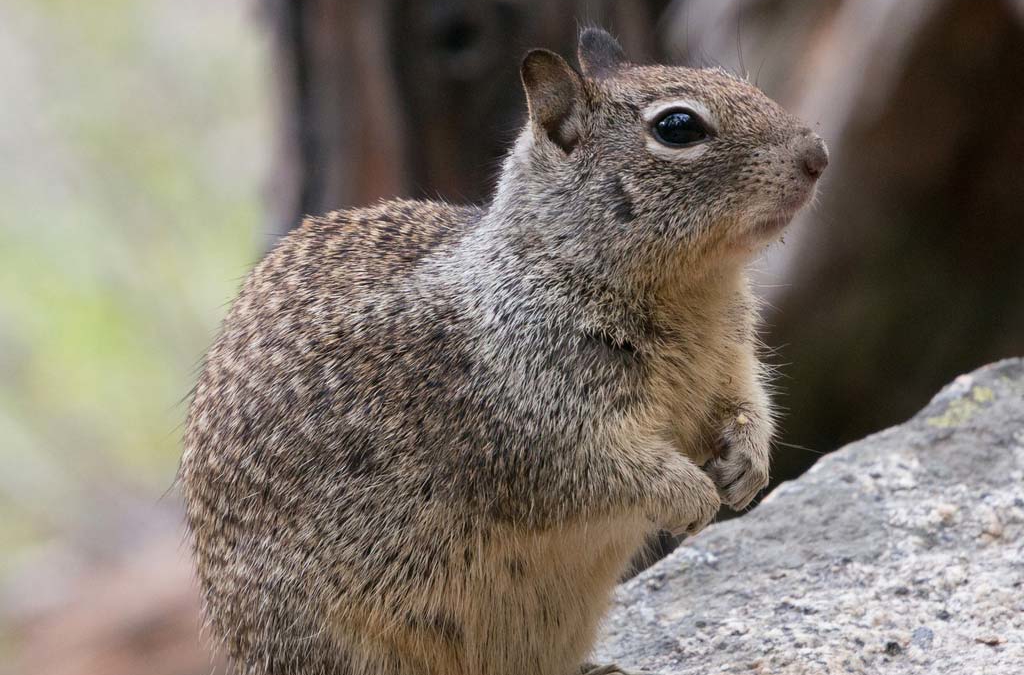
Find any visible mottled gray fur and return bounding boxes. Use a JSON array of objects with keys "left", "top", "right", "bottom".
[{"left": 181, "top": 28, "right": 827, "bottom": 675}]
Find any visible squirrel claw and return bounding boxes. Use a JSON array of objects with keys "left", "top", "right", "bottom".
[
  {"left": 707, "top": 454, "right": 766, "bottom": 510},
  {"left": 707, "top": 415, "right": 771, "bottom": 510}
]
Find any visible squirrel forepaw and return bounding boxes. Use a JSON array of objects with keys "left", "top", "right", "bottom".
[
  {"left": 659, "top": 459, "right": 721, "bottom": 538},
  {"left": 705, "top": 412, "right": 771, "bottom": 510}
]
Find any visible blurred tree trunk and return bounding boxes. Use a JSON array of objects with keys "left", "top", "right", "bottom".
[{"left": 260, "top": 0, "right": 669, "bottom": 237}]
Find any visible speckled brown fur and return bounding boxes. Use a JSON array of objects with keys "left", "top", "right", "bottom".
[{"left": 181, "top": 28, "right": 826, "bottom": 675}]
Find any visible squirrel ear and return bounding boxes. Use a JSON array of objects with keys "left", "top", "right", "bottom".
[
  {"left": 578, "top": 27, "right": 626, "bottom": 79},
  {"left": 521, "top": 49, "right": 584, "bottom": 153}
]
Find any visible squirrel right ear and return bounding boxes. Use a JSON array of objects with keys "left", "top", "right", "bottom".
[
  {"left": 578, "top": 28, "right": 626, "bottom": 79},
  {"left": 521, "top": 49, "right": 584, "bottom": 154}
]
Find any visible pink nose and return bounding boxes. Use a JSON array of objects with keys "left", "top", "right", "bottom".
[{"left": 797, "top": 132, "right": 829, "bottom": 180}]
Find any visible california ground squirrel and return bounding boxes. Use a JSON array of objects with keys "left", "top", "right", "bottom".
[{"left": 181, "top": 28, "right": 827, "bottom": 675}]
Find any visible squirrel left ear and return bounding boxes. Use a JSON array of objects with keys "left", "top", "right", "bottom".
[
  {"left": 521, "top": 49, "right": 584, "bottom": 153},
  {"left": 578, "top": 28, "right": 626, "bottom": 79}
]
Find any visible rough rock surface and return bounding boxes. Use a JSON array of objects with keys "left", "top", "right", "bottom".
[{"left": 595, "top": 359, "right": 1024, "bottom": 674}]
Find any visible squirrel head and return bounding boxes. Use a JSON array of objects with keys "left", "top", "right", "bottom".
[{"left": 493, "top": 28, "right": 828, "bottom": 291}]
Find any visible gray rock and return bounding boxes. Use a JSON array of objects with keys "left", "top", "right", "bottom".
[{"left": 595, "top": 359, "right": 1024, "bottom": 674}]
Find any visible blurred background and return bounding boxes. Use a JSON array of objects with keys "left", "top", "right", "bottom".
[{"left": 1, "top": 0, "right": 1021, "bottom": 673}]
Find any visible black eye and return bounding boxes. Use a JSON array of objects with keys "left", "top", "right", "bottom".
[{"left": 652, "top": 109, "right": 709, "bottom": 147}]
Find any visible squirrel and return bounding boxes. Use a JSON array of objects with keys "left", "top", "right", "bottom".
[{"left": 181, "top": 27, "right": 827, "bottom": 675}]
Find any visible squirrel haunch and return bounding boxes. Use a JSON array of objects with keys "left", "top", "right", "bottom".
[{"left": 181, "top": 27, "right": 826, "bottom": 675}]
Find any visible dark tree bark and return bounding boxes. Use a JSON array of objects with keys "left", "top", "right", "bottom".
[{"left": 260, "top": 0, "right": 669, "bottom": 237}]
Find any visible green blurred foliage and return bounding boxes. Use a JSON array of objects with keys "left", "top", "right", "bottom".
[{"left": 0, "top": 0, "right": 271, "bottom": 560}]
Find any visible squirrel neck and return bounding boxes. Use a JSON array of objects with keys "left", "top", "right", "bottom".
[{"left": 453, "top": 144, "right": 747, "bottom": 342}]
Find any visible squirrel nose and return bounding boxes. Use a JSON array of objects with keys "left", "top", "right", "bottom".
[{"left": 797, "top": 131, "right": 829, "bottom": 180}]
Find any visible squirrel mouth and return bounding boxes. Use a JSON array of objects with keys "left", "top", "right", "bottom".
[
  {"left": 753, "top": 209, "right": 799, "bottom": 237},
  {"left": 752, "top": 191, "right": 812, "bottom": 238}
]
